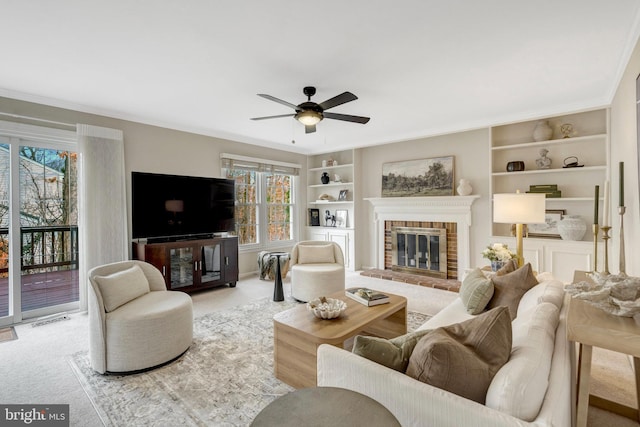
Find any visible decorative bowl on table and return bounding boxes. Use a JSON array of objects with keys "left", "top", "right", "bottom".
[{"left": 307, "top": 297, "right": 347, "bottom": 320}]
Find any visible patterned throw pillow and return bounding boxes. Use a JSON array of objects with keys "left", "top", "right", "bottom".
[{"left": 459, "top": 268, "right": 494, "bottom": 314}]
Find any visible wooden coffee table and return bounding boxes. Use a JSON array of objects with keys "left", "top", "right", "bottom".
[{"left": 273, "top": 290, "right": 407, "bottom": 389}]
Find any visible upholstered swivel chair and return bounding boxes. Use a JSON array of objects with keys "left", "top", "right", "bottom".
[
  {"left": 88, "top": 260, "right": 193, "bottom": 374},
  {"left": 290, "top": 241, "right": 345, "bottom": 302}
]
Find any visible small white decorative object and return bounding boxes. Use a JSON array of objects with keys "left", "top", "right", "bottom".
[
  {"left": 533, "top": 120, "right": 553, "bottom": 141},
  {"left": 564, "top": 273, "right": 640, "bottom": 317},
  {"left": 457, "top": 178, "right": 472, "bottom": 196},
  {"left": 307, "top": 297, "right": 347, "bottom": 319},
  {"left": 557, "top": 215, "right": 586, "bottom": 241}
]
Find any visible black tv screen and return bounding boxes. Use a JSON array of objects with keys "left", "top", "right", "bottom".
[{"left": 132, "top": 172, "right": 235, "bottom": 240}]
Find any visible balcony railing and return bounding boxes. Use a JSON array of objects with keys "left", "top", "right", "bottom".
[{"left": 0, "top": 225, "right": 79, "bottom": 316}]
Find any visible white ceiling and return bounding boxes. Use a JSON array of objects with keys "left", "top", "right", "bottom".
[{"left": 2, "top": 1, "right": 640, "bottom": 155}]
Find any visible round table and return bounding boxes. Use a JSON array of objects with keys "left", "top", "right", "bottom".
[{"left": 251, "top": 386, "right": 401, "bottom": 427}]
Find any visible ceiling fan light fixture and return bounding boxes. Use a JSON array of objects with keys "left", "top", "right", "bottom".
[{"left": 295, "top": 110, "right": 322, "bottom": 126}]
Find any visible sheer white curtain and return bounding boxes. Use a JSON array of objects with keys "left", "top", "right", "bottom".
[{"left": 78, "top": 124, "right": 128, "bottom": 309}]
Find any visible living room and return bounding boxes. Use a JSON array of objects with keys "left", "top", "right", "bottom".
[{"left": 2, "top": 2, "right": 640, "bottom": 426}]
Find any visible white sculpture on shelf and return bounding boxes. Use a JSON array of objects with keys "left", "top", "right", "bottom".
[{"left": 564, "top": 272, "right": 640, "bottom": 317}]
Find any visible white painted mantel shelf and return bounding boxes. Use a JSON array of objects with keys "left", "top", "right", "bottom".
[{"left": 365, "top": 195, "right": 480, "bottom": 280}]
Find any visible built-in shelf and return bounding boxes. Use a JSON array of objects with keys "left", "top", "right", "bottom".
[
  {"left": 309, "top": 201, "right": 354, "bottom": 205},
  {"left": 492, "top": 165, "right": 606, "bottom": 177},
  {"left": 490, "top": 108, "right": 609, "bottom": 247},
  {"left": 309, "top": 182, "right": 353, "bottom": 188}
]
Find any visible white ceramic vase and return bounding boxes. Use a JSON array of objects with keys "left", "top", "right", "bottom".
[
  {"left": 457, "top": 179, "right": 472, "bottom": 196},
  {"left": 558, "top": 215, "right": 587, "bottom": 241},
  {"left": 533, "top": 120, "right": 553, "bottom": 142}
]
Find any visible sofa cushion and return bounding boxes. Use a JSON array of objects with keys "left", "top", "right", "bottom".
[
  {"left": 94, "top": 265, "right": 150, "bottom": 312},
  {"left": 517, "top": 280, "right": 565, "bottom": 317},
  {"left": 459, "top": 268, "right": 494, "bottom": 315},
  {"left": 406, "top": 306, "right": 512, "bottom": 404},
  {"left": 297, "top": 244, "right": 335, "bottom": 264},
  {"left": 485, "top": 302, "right": 560, "bottom": 421},
  {"left": 487, "top": 263, "right": 538, "bottom": 320},
  {"left": 352, "top": 329, "right": 431, "bottom": 372}
]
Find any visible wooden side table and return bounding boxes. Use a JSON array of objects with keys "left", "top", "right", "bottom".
[{"left": 567, "top": 272, "right": 640, "bottom": 427}]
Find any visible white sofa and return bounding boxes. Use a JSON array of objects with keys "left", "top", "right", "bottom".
[{"left": 317, "top": 273, "right": 573, "bottom": 427}]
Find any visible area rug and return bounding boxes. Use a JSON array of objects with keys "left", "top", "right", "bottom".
[
  {"left": 0, "top": 326, "right": 17, "bottom": 343},
  {"left": 68, "top": 297, "right": 430, "bottom": 427}
]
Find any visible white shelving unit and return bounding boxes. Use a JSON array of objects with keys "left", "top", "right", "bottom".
[
  {"left": 489, "top": 109, "right": 609, "bottom": 280},
  {"left": 306, "top": 150, "right": 358, "bottom": 270}
]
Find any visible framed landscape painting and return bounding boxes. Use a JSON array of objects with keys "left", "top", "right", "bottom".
[{"left": 382, "top": 156, "right": 454, "bottom": 197}]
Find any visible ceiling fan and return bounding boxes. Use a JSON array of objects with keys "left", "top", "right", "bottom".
[{"left": 250, "top": 86, "right": 370, "bottom": 134}]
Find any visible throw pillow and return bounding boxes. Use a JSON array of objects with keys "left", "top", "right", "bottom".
[
  {"left": 487, "top": 263, "right": 538, "bottom": 320},
  {"left": 94, "top": 264, "right": 151, "bottom": 312},
  {"left": 459, "top": 268, "right": 494, "bottom": 314},
  {"left": 485, "top": 302, "right": 560, "bottom": 421},
  {"left": 352, "top": 329, "right": 431, "bottom": 372},
  {"left": 405, "top": 306, "right": 512, "bottom": 404},
  {"left": 297, "top": 244, "right": 335, "bottom": 264},
  {"left": 496, "top": 259, "right": 518, "bottom": 276}
]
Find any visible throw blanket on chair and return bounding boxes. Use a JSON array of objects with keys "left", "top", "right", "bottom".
[{"left": 258, "top": 252, "right": 290, "bottom": 280}]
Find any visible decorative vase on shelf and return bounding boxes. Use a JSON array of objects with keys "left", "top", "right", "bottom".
[
  {"left": 491, "top": 261, "right": 507, "bottom": 272},
  {"left": 558, "top": 215, "right": 587, "bottom": 241},
  {"left": 321, "top": 172, "right": 330, "bottom": 184},
  {"left": 533, "top": 120, "right": 553, "bottom": 142},
  {"left": 457, "top": 179, "right": 472, "bottom": 196}
]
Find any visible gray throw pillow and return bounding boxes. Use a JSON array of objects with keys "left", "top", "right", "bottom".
[
  {"left": 405, "top": 306, "right": 512, "bottom": 404},
  {"left": 460, "top": 268, "right": 494, "bottom": 314},
  {"left": 352, "top": 329, "right": 432, "bottom": 372}
]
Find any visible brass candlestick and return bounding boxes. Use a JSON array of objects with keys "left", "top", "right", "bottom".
[
  {"left": 619, "top": 206, "right": 626, "bottom": 275},
  {"left": 601, "top": 226, "right": 612, "bottom": 275},
  {"left": 592, "top": 224, "right": 599, "bottom": 273}
]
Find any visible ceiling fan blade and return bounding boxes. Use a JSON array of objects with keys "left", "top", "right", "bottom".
[
  {"left": 305, "top": 124, "right": 316, "bottom": 134},
  {"left": 250, "top": 114, "right": 295, "bottom": 121},
  {"left": 257, "top": 94, "right": 299, "bottom": 110},
  {"left": 324, "top": 112, "right": 370, "bottom": 124},
  {"left": 318, "top": 92, "right": 358, "bottom": 110}
]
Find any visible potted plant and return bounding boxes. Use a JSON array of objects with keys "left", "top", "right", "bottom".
[{"left": 482, "top": 243, "right": 516, "bottom": 271}]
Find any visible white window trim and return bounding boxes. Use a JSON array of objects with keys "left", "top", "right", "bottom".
[{"left": 221, "top": 154, "right": 300, "bottom": 252}]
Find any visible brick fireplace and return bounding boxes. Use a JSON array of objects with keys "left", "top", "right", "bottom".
[
  {"left": 386, "top": 221, "right": 457, "bottom": 279},
  {"left": 366, "top": 196, "right": 479, "bottom": 280}
]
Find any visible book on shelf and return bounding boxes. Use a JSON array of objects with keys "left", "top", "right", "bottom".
[
  {"left": 526, "top": 190, "right": 562, "bottom": 198},
  {"left": 345, "top": 287, "right": 390, "bottom": 306},
  {"left": 529, "top": 184, "right": 558, "bottom": 191}
]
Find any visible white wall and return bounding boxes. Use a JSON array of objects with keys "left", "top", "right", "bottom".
[
  {"left": 611, "top": 34, "right": 640, "bottom": 276},
  {"left": 355, "top": 129, "right": 492, "bottom": 271}
]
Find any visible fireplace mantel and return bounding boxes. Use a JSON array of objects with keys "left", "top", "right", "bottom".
[{"left": 365, "top": 196, "right": 480, "bottom": 279}]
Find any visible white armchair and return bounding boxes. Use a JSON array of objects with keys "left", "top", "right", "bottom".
[
  {"left": 290, "top": 241, "right": 345, "bottom": 302},
  {"left": 88, "top": 260, "right": 193, "bottom": 374}
]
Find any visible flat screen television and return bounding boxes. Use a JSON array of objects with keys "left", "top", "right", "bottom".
[{"left": 132, "top": 172, "right": 235, "bottom": 241}]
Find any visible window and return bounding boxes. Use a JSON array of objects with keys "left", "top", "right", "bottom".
[{"left": 222, "top": 154, "right": 299, "bottom": 249}]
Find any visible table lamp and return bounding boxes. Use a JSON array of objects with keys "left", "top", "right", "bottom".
[{"left": 493, "top": 192, "right": 546, "bottom": 267}]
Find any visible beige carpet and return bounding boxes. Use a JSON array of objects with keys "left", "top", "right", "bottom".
[{"left": 0, "top": 326, "right": 17, "bottom": 343}]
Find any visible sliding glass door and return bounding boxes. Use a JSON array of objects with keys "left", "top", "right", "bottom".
[{"left": 0, "top": 123, "right": 79, "bottom": 325}]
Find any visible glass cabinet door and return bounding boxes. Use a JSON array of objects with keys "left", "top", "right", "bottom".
[
  {"left": 170, "top": 247, "right": 194, "bottom": 289},
  {"left": 200, "top": 243, "right": 221, "bottom": 284}
]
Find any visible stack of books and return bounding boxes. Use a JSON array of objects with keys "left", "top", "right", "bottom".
[
  {"left": 345, "top": 287, "right": 390, "bottom": 306},
  {"left": 526, "top": 184, "right": 561, "bottom": 198}
]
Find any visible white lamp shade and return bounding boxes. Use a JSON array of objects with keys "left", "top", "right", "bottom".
[{"left": 493, "top": 193, "right": 546, "bottom": 224}]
